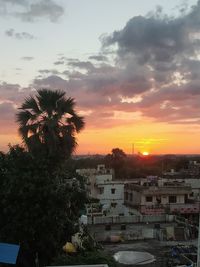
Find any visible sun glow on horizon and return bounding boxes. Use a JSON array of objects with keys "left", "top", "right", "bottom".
[{"left": 142, "top": 151, "right": 149, "bottom": 156}]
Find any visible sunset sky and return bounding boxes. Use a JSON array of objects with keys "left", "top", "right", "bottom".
[{"left": 0, "top": 0, "right": 200, "bottom": 155}]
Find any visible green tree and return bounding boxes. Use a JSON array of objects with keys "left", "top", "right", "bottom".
[
  {"left": 16, "top": 89, "right": 84, "bottom": 161},
  {"left": 52, "top": 250, "right": 118, "bottom": 267},
  {"left": 105, "top": 148, "right": 127, "bottom": 179},
  {"left": 0, "top": 145, "right": 87, "bottom": 265}
]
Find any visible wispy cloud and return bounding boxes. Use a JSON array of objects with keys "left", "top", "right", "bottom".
[
  {"left": 54, "top": 60, "right": 65, "bottom": 65},
  {"left": 21, "top": 56, "right": 34, "bottom": 61},
  {"left": 5, "top": 28, "right": 35, "bottom": 40},
  {"left": 0, "top": 0, "right": 64, "bottom": 22}
]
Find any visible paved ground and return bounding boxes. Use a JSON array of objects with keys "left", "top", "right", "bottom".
[{"left": 103, "top": 239, "right": 198, "bottom": 267}]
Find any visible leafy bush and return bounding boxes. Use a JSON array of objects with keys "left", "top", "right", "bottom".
[{"left": 52, "top": 250, "right": 118, "bottom": 267}]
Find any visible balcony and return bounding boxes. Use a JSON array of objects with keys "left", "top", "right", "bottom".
[
  {"left": 140, "top": 205, "right": 165, "bottom": 215},
  {"left": 170, "top": 203, "right": 200, "bottom": 214},
  {"left": 140, "top": 203, "right": 200, "bottom": 215}
]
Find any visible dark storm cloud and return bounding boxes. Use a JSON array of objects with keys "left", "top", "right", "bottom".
[
  {"left": 5, "top": 28, "right": 35, "bottom": 40},
  {"left": 0, "top": 0, "right": 64, "bottom": 22}
]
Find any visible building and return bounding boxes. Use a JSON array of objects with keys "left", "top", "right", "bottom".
[
  {"left": 124, "top": 180, "right": 199, "bottom": 215},
  {"left": 76, "top": 164, "right": 114, "bottom": 199},
  {"left": 77, "top": 165, "right": 129, "bottom": 215},
  {"left": 188, "top": 161, "right": 200, "bottom": 176}
]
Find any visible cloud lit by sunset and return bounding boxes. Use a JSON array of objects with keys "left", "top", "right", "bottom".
[{"left": 0, "top": 0, "right": 200, "bottom": 155}]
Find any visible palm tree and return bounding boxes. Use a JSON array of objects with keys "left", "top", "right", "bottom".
[{"left": 16, "top": 89, "right": 84, "bottom": 160}]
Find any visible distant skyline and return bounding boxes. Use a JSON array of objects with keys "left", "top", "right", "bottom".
[{"left": 0, "top": 0, "right": 200, "bottom": 155}]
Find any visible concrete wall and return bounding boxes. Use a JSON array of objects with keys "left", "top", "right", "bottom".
[
  {"left": 92, "top": 225, "right": 155, "bottom": 242},
  {"left": 125, "top": 189, "right": 141, "bottom": 206},
  {"left": 87, "top": 214, "right": 174, "bottom": 225},
  {"left": 89, "top": 221, "right": 175, "bottom": 242},
  {"left": 97, "top": 183, "right": 124, "bottom": 203},
  {"left": 96, "top": 174, "right": 112, "bottom": 184}
]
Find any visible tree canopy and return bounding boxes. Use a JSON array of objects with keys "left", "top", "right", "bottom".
[
  {"left": 0, "top": 145, "right": 87, "bottom": 265},
  {"left": 16, "top": 89, "right": 84, "bottom": 161}
]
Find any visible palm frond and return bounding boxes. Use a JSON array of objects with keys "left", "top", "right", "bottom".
[
  {"left": 18, "top": 125, "right": 29, "bottom": 140},
  {"left": 67, "top": 114, "right": 85, "bottom": 132},
  {"left": 37, "top": 89, "right": 65, "bottom": 115},
  {"left": 57, "top": 97, "right": 75, "bottom": 114},
  {"left": 60, "top": 125, "right": 74, "bottom": 136},
  {"left": 27, "top": 123, "right": 40, "bottom": 135},
  {"left": 16, "top": 110, "right": 34, "bottom": 126},
  {"left": 21, "top": 96, "right": 41, "bottom": 114}
]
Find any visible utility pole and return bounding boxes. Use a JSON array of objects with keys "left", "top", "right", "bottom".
[{"left": 132, "top": 143, "right": 134, "bottom": 156}]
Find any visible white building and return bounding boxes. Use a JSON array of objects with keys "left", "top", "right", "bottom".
[
  {"left": 76, "top": 164, "right": 129, "bottom": 215},
  {"left": 124, "top": 180, "right": 199, "bottom": 215}
]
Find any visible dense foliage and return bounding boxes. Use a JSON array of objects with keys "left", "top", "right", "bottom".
[
  {"left": 52, "top": 250, "right": 118, "bottom": 267},
  {"left": 0, "top": 145, "right": 87, "bottom": 265},
  {"left": 105, "top": 148, "right": 127, "bottom": 179}
]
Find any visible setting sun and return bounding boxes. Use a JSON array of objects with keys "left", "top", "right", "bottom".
[{"left": 142, "top": 152, "right": 149, "bottom": 156}]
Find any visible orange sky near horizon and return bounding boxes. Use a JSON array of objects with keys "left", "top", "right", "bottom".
[
  {"left": 77, "top": 122, "right": 200, "bottom": 155},
  {"left": 1, "top": 119, "right": 199, "bottom": 155}
]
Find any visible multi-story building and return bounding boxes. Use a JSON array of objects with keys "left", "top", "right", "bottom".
[
  {"left": 76, "top": 164, "right": 129, "bottom": 215},
  {"left": 124, "top": 180, "right": 199, "bottom": 215},
  {"left": 76, "top": 164, "right": 114, "bottom": 198},
  {"left": 162, "top": 162, "right": 200, "bottom": 200}
]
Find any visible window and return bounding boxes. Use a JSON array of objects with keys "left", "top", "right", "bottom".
[
  {"left": 99, "top": 187, "right": 104, "bottom": 194},
  {"left": 121, "top": 224, "right": 126, "bottom": 230},
  {"left": 125, "top": 192, "right": 128, "bottom": 200},
  {"left": 129, "top": 193, "right": 133, "bottom": 201},
  {"left": 156, "top": 196, "right": 161, "bottom": 204},
  {"left": 146, "top": 196, "right": 153, "bottom": 202},
  {"left": 111, "top": 188, "right": 116, "bottom": 194},
  {"left": 111, "top": 202, "right": 117, "bottom": 208},
  {"left": 169, "top": 195, "right": 177, "bottom": 203},
  {"left": 105, "top": 224, "right": 111, "bottom": 231}
]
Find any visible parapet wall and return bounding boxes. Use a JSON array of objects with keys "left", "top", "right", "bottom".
[{"left": 88, "top": 214, "right": 174, "bottom": 224}]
